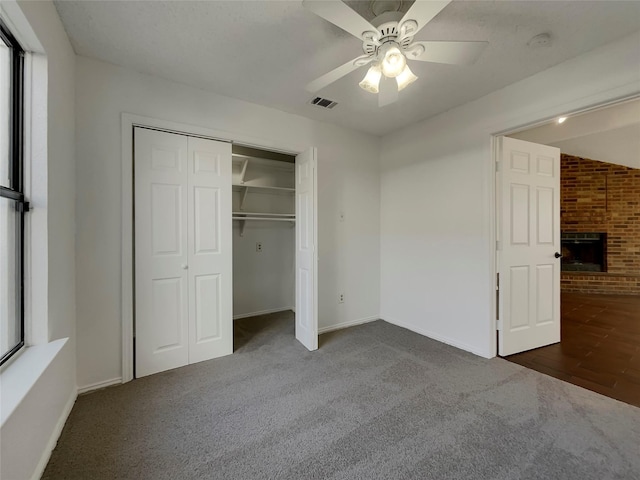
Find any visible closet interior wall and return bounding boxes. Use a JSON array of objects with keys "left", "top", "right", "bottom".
[{"left": 232, "top": 149, "right": 295, "bottom": 319}]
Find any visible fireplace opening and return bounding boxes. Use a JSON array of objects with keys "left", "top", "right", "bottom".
[{"left": 561, "top": 233, "right": 606, "bottom": 272}]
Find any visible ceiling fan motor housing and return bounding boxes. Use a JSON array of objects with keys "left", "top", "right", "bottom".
[{"left": 363, "top": 12, "right": 416, "bottom": 57}]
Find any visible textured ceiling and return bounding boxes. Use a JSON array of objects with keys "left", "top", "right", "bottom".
[{"left": 54, "top": 1, "right": 640, "bottom": 136}]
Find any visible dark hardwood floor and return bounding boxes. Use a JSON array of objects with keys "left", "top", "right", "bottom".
[{"left": 506, "top": 292, "right": 640, "bottom": 408}]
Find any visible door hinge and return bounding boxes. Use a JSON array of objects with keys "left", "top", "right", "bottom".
[
  {"left": 16, "top": 201, "right": 30, "bottom": 213},
  {"left": 496, "top": 319, "right": 502, "bottom": 331},
  {"left": 496, "top": 240, "right": 500, "bottom": 251},
  {"left": 495, "top": 161, "right": 500, "bottom": 172}
]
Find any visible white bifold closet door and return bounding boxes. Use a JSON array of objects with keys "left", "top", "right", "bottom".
[
  {"left": 295, "top": 148, "right": 318, "bottom": 351},
  {"left": 135, "top": 127, "right": 232, "bottom": 378}
]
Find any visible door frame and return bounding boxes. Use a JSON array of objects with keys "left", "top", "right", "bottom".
[
  {"left": 121, "top": 113, "right": 316, "bottom": 383},
  {"left": 489, "top": 93, "right": 640, "bottom": 358}
]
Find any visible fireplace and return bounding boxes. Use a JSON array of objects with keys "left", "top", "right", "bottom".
[{"left": 561, "top": 233, "right": 606, "bottom": 272}]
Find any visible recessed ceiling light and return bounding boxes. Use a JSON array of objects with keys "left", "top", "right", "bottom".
[{"left": 557, "top": 116, "right": 567, "bottom": 124}]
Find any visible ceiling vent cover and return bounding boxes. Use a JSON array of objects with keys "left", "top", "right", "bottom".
[{"left": 309, "top": 97, "right": 338, "bottom": 109}]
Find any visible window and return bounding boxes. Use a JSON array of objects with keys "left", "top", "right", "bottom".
[{"left": 0, "top": 19, "right": 25, "bottom": 366}]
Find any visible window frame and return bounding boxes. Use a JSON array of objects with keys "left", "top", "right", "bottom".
[{"left": 0, "top": 18, "right": 26, "bottom": 366}]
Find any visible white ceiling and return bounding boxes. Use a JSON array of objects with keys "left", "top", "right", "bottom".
[
  {"left": 53, "top": 1, "right": 640, "bottom": 137},
  {"left": 510, "top": 99, "right": 640, "bottom": 169},
  {"left": 552, "top": 125, "right": 640, "bottom": 170}
]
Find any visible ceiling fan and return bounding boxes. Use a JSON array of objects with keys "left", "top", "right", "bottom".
[{"left": 303, "top": 0, "right": 488, "bottom": 107}]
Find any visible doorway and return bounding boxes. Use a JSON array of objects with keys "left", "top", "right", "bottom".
[
  {"left": 496, "top": 99, "right": 640, "bottom": 407},
  {"left": 125, "top": 119, "right": 318, "bottom": 380},
  {"left": 230, "top": 145, "right": 300, "bottom": 351}
]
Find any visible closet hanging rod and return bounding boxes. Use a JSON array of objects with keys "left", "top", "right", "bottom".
[
  {"left": 232, "top": 217, "right": 295, "bottom": 222},
  {"left": 232, "top": 212, "right": 295, "bottom": 217}
]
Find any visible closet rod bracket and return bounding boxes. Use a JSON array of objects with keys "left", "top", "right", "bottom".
[{"left": 240, "top": 158, "right": 249, "bottom": 184}]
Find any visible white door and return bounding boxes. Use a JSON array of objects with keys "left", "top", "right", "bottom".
[
  {"left": 135, "top": 128, "right": 233, "bottom": 378},
  {"left": 295, "top": 148, "right": 318, "bottom": 351},
  {"left": 498, "top": 136, "right": 561, "bottom": 356},
  {"left": 187, "top": 136, "right": 233, "bottom": 364},
  {"left": 135, "top": 128, "right": 189, "bottom": 377}
]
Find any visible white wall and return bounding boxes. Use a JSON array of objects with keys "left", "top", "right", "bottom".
[
  {"left": 75, "top": 56, "right": 381, "bottom": 389},
  {"left": 233, "top": 223, "right": 295, "bottom": 318},
  {"left": 1, "top": 339, "right": 75, "bottom": 480},
  {"left": 379, "top": 32, "right": 640, "bottom": 358},
  {"left": 0, "top": 0, "right": 76, "bottom": 479}
]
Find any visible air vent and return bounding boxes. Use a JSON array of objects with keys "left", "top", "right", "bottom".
[{"left": 309, "top": 97, "right": 338, "bottom": 109}]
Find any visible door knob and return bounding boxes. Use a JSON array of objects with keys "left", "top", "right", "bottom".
[
  {"left": 554, "top": 252, "right": 562, "bottom": 259},
  {"left": 182, "top": 264, "right": 188, "bottom": 269}
]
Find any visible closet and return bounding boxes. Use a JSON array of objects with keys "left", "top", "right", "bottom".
[
  {"left": 231, "top": 146, "right": 296, "bottom": 319},
  {"left": 133, "top": 126, "right": 317, "bottom": 379},
  {"left": 134, "top": 127, "right": 233, "bottom": 377}
]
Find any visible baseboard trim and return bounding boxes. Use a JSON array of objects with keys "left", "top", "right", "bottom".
[
  {"left": 380, "top": 316, "right": 491, "bottom": 358},
  {"left": 233, "top": 307, "right": 293, "bottom": 320},
  {"left": 31, "top": 388, "right": 77, "bottom": 480},
  {"left": 77, "top": 377, "right": 123, "bottom": 395},
  {"left": 318, "top": 316, "right": 379, "bottom": 335}
]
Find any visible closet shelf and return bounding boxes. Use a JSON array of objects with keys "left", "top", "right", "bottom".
[
  {"left": 232, "top": 184, "right": 294, "bottom": 192},
  {"left": 233, "top": 215, "right": 295, "bottom": 237},
  {"left": 231, "top": 154, "right": 295, "bottom": 237}
]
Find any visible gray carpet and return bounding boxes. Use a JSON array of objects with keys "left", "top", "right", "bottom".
[{"left": 44, "top": 312, "right": 640, "bottom": 480}]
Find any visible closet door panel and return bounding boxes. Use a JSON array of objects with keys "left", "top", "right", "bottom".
[
  {"left": 295, "top": 148, "right": 318, "bottom": 351},
  {"left": 194, "top": 187, "right": 220, "bottom": 253},
  {"left": 151, "top": 277, "right": 185, "bottom": 350},
  {"left": 187, "top": 137, "right": 233, "bottom": 364},
  {"left": 135, "top": 128, "right": 189, "bottom": 377},
  {"left": 194, "top": 273, "right": 221, "bottom": 342},
  {"left": 151, "top": 184, "right": 182, "bottom": 255}
]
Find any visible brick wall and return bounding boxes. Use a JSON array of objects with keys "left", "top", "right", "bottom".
[{"left": 561, "top": 154, "right": 640, "bottom": 295}]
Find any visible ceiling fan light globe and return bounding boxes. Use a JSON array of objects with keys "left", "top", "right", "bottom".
[
  {"left": 396, "top": 64, "right": 418, "bottom": 91},
  {"left": 381, "top": 45, "right": 407, "bottom": 78},
  {"left": 359, "top": 64, "right": 382, "bottom": 94}
]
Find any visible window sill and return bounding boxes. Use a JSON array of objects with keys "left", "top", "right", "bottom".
[{"left": 0, "top": 337, "right": 68, "bottom": 427}]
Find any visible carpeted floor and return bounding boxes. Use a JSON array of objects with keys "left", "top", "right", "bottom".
[{"left": 43, "top": 312, "right": 640, "bottom": 479}]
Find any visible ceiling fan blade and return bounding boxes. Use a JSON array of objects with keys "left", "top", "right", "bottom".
[
  {"left": 305, "top": 57, "right": 367, "bottom": 93},
  {"left": 399, "top": 1, "right": 451, "bottom": 35},
  {"left": 408, "top": 41, "right": 488, "bottom": 65},
  {"left": 303, "top": 0, "right": 377, "bottom": 39},
  {"left": 378, "top": 77, "right": 398, "bottom": 107}
]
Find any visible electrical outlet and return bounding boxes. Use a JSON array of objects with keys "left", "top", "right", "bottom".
[
  {"left": 256, "top": 242, "right": 263, "bottom": 252},
  {"left": 339, "top": 293, "right": 344, "bottom": 303}
]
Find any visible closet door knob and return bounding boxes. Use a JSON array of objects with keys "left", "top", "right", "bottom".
[
  {"left": 181, "top": 264, "right": 188, "bottom": 270},
  {"left": 554, "top": 252, "right": 562, "bottom": 259}
]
